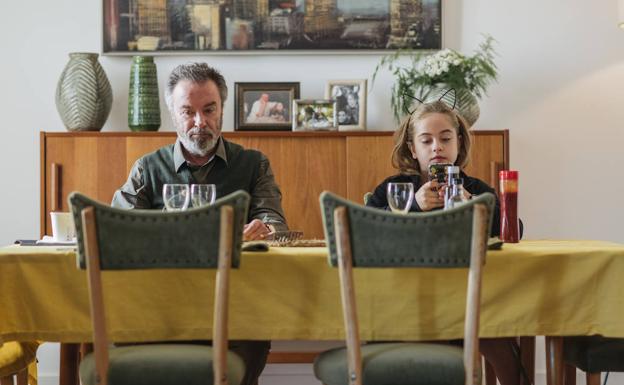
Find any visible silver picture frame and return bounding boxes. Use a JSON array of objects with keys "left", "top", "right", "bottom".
[
  {"left": 292, "top": 99, "right": 338, "bottom": 131},
  {"left": 325, "top": 79, "right": 367, "bottom": 131}
]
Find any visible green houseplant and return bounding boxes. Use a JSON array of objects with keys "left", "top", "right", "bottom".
[{"left": 373, "top": 35, "right": 497, "bottom": 127}]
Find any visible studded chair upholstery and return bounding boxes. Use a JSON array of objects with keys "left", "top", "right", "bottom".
[
  {"left": 68, "top": 190, "right": 250, "bottom": 385},
  {"left": 314, "top": 191, "right": 495, "bottom": 385},
  {"left": 562, "top": 336, "right": 624, "bottom": 385}
]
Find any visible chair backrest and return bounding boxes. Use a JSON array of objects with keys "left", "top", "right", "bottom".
[
  {"left": 69, "top": 191, "right": 250, "bottom": 270},
  {"left": 319, "top": 191, "right": 495, "bottom": 385},
  {"left": 68, "top": 190, "right": 250, "bottom": 385},
  {"left": 321, "top": 192, "right": 494, "bottom": 268}
]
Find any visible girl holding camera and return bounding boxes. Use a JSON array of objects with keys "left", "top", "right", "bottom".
[
  {"left": 367, "top": 100, "right": 522, "bottom": 385},
  {"left": 367, "top": 100, "right": 501, "bottom": 235}
]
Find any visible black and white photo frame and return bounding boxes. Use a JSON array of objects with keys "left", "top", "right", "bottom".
[{"left": 325, "top": 79, "right": 367, "bottom": 131}]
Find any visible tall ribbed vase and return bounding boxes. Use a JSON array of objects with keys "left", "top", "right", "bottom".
[
  {"left": 128, "top": 56, "right": 161, "bottom": 131},
  {"left": 55, "top": 53, "right": 112, "bottom": 131}
]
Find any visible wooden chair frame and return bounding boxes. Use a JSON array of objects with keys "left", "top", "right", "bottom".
[
  {"left": 0, "top": 367, "right": 28, "bottom": 385},
  {"left": 332, "top": 203, "right": 489, "bottom": 385},
  {"left": 81, "top": 205, "right": 235, "bottom": 385}
]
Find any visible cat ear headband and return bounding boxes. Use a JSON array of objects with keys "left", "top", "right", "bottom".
[{"left": 403, "top": 88, "right": 457, "bottom": 115}]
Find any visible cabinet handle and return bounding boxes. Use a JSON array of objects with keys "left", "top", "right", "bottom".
[
  {"left": 489, "top": 161, "right": 500, "bottom": 194},
  {"left": 51, "top": 163, "right": 60, "bottom": 212}
]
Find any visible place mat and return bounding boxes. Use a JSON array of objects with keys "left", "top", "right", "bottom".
[
  {"left": 266, "top": 230, "right": 304, "bottom": 242},
  {"left": 242, "top": 241, "right": 269, "bottom": 252},
  {"left": 267, "top": 239, "right": 326, "bottom": 248}
]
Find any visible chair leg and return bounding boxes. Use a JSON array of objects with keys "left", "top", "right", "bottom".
[
  {"left": 586, "top": 373, "right": 600, "bottom": 385},
  {"left": 485, "top": 359, "right": 497, "bottom": 385},
  {"left": 59, "top": 343, "right": 80, "bottom": 385},
  {"left": 0, "top": 375, "right": 13, "bottom": 385},
  {"left": 15, "top": 369, "right": 27, "bottom": 385},
  {"left": 545, "top": 336, "right": 564, "bottom": 385},
  {"left": 80, "top": 343, "right": 93, "bottom": 359},
  {"left": 519, "top": 337, "right": 535, "bottom": 385},
  {"left": 563, "top": 363, "right": 576, "bottom": 385}
]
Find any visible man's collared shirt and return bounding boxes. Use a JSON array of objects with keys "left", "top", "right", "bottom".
[
  {"left": 173, "top": 136, "right": 227, "bottom": 182},
  {"left": 112, "top": 136, "right": 288, "bottom": 231}
]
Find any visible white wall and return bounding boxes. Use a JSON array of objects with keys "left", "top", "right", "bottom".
[{"left": 2, "top": 0, "right": 624, "bottom": 384}]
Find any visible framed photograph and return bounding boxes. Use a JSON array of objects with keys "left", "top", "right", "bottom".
[
  {"left": 102, "top": 1, "right": 441, "bottom": 54},
  {"left": 234, "top": 82, "right": 300, "bottom": 131},
  {"left": 292, "top": 100, "right": 338, "bottom": 131},
  {"left": 325, "top": 79, "right": 367, "bottom": 131}
]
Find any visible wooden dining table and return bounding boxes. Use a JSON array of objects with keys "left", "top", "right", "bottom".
[{"left": 2, "top": 240, "right": 624, "bottom": 385}]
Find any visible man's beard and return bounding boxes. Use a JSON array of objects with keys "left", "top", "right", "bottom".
[{"left": 176, "top": 118, "right": 222, "bottom": 157}]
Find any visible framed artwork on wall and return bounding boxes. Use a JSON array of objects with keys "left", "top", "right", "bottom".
[
  {"left": 234, "top": 82, "right": 300, "bottom": 131},
  {"left": 325, "top": 79, "right": 367, "bottom": 131},
  {"left": 292, "top": 99, "right": 338, "bottom": 131},
  {"left": 102, "top": 0, "right": 441, "bottom": 54}
]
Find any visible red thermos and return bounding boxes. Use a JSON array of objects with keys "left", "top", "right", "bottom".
[{"left": 499, "top": 170, "right": 519, "bottom": 243}]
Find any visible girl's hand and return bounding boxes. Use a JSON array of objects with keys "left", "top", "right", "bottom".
[
  {"left": 462, "top": 188, "right": 472, "bottom": 201},
  {"left": 439, "top": 185, "right": 472, "bottom": 202},
  {"left": 415, "top": 180, "right": 445, "bottom": 211}
]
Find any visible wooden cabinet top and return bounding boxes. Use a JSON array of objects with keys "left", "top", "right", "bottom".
[{"left": 41, "top": 130, "right": 506, "bottom": 138}]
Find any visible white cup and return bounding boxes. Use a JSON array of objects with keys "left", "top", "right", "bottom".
[{"left": 50, "top": 212, "right": 75, "bottom": 241}]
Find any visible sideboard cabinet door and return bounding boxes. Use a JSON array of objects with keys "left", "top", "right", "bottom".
[{"left": 227, "top": 135, "right": 347, "bottom": 239}]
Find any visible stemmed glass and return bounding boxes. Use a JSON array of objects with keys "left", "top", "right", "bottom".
[
  {"left": 163, "top": 184, "right": 190, "bottom": 211},
  {"left": 386, "top": 182, "right": 414, "bottom": 214},
  {"left": 191, "top": 184, "right": 217, "bottom": 207}
]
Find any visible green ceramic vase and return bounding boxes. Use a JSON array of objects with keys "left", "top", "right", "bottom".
[
  {"left": 128, "top": 56, "right": 161, "bottom": 131},
  {"left": 55, "top": 52, "right": 113, "bottom": 131}
]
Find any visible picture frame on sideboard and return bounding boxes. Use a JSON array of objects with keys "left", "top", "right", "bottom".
[
  {"left": 235, "top": 82, "right": 300, "bottom": 131},
  {"left": 292, "top": 99, "right": 338, "bottom": 131},
  {"left": 325, "top": 79, "right": 367, "bottom": 131}
]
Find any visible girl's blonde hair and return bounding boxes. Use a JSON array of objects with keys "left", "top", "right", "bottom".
[{"left": 391, "top": 101, "right": 472, "bottom": 175}]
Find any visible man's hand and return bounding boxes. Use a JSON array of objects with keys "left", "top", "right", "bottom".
[{"left": 243, "top": 219, "right": 271, "bottom": 241}]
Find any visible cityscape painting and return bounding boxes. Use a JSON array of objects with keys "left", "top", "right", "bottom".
[{"left": 103, "top": 0, "right": 441, "bottom": 53}]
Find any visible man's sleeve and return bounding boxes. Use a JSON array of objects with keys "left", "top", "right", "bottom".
[
  {"left": 249, "top": 155, "right": 288, "bottom": 232},
  {"left": 111, "top": 158, "right": 152, "bottom": 209}
]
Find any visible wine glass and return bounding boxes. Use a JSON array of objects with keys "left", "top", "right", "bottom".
[
  {"left": 162, "top": 184, "right": 190, "bottom": 211},
  {"left": 386, "top": 182, "right": 414, "bottom": 214},
  {"left": 191, "top": 184, "right": 217, "bottom": 207}
]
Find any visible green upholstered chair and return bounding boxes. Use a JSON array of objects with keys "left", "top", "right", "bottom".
[
  {"left": 68, "top": 190, "right": 250, "bottom": 385},
  {"left": 315, "top": 191, "right": 495, "bottom": 385},
  {"left": 359, "top": 190, "right": 506, "bottom": 385},
  {"left": 0, "top": 341, "right": 39, "bottom": 385},
  {"left": 563, "top": 337, "right": 624, "bottom": 385}
]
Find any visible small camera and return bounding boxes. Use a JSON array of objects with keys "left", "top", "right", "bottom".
[{"left": 428, "top": 163, "right": 452, "bottom": 183}]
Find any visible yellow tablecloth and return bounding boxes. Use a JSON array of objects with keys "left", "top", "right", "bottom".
[{"left": 1, "top": 240, "right": 624, "bottom": 344}]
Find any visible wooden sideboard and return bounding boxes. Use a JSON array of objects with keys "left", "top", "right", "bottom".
[{"left": 40, "top": 130, "right": 508, "bottom": 239}]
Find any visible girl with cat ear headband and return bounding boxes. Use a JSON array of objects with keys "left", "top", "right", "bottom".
[{"left": 365, "top": 89, "right": 524, "bottom": 385}]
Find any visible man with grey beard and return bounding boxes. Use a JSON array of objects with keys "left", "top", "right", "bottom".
[
  {"left": 112, "top": 63, "right": 286, "bottom": 385},
  {"left": 113, "top": 62, "right": 287, "bottom": 240}
]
